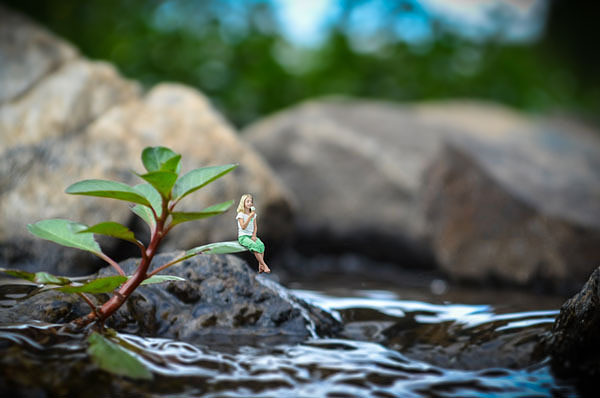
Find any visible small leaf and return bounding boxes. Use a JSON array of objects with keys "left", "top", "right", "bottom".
[
  {"left": 140, "top": 275, "right": 185, "bottom": 285},
  {"left": 131, "top": 205, "right": 155, "bottom": 229},
  {"left": 66, "top": 179, "right": 151, "bottom": 207},
  {"left": 172, "top": 164, "right": 238, "bottom": 201},
  {"left": 161, "top": 154, "right": 182, "bottom": 174},
  {"left": 27, "top": 219, "right": 102, "bottom": 255},
  {"left": 142, "top": 147, "right": 180, "bottom": 173},
  {"left": 81, "top": 222, "right": 138, "bottom": 244},
  {"left": 88, "top": 333, "right": 153, "bottom": 380},
  {"left": 185, "top": 241, "right": 247, "bottom": 258},
  {"left": 170, "top": 200, "right": 234, "bottom": 227},
  {"left": 135, "top": 183, "right": 163, "bottom": 218},
  {"left": 138, "top": 171, "right": 178, "bottom": 199},
  {"left": 0, "top": 268, "right": 71, "bottom": 285},
  {"left": 58, "top": 275, "right": 128, "bottom": 294}
]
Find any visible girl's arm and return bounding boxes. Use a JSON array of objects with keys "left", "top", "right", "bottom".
[
  {"left": 239, "top": 212, "right": 256, "bottom": 230},
  {"left": 252, "top": 216, "right": 258, "bottom": 239}
]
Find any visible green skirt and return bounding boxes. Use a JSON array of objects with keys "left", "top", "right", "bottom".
[{"left": 238, "top": 235, "right": 265, "bottom": 253}]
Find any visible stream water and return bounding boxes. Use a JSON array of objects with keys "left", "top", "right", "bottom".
[{"left": 0, "top": 269, "right": 581, "bottom": 397}]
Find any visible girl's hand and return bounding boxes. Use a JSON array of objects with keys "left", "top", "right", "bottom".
[{"left": 251, "top": 236, "right": 257, "bottom": 242}]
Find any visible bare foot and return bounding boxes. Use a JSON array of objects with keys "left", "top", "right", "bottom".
[{"left": 261, "top": 263, "right": 271, "bottom": 273}]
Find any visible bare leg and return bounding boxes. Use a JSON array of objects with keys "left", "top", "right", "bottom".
[
  {"left": 258, "top": 252, "right": 270, "bottom": 273},
  {"left": 253, "top": 252, "right": 270, "bottom": 273},
  {"left": 252, "top": 252, "right": 263, "bottom": 272}
]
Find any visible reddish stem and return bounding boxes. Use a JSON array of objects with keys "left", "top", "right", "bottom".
[{"left": 72, "top": 199, "right": 169, "bottom": 329}]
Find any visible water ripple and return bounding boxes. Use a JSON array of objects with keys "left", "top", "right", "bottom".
[{"left": 0, "top": 290, "right": 579, "bottom": 397}]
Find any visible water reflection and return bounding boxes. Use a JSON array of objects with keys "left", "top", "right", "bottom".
[{"left": 0, "top": 287, "right": 579, "bottom": 397}]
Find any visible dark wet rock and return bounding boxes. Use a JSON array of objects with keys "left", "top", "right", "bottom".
[
  {"left": 244, "top": 99, "right": 600, "bottom": 291},
  {"left": 0, "top": 252, "right": 341, "bottom": 344},
  {"left": 545, "top": 266, "right": 600, "bottom": 382},
  {"left": 381, "top": 315, "right": 548, "bottom": 370}
]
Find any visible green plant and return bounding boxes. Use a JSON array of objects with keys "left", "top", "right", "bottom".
[{"left": 1, "top": 146, "right": 246, "bottom": 330}]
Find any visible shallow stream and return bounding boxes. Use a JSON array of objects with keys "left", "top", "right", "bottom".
[{"left": 0, "top": 269, "right": 580, "bottom": 397}]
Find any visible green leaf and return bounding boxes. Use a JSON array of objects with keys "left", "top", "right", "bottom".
[
  {"left": 66, "top": 179, "right": 151, "bottom": 207},
  {"left": 161, "top": 154, "right": 182, "bottom": 174},
  {"left": 58, "top": 275, "right": 127, "bottom": 294},
  {"left": 131, "top": 205, "right": 155, "bottom": 229},
  {"left": 81, "top": 222, "right": 138, "bottom": 244},
  {"left": 88, "top": 333, "right": 153, "bottom": 380},
  {"left": 172, "top": 164, "right": 238, "bottom": 201},
  {"left": 0, "top": 268, "right": 71, "bottom": 285},
  {"left": 185, "top": 241, "right": 247, "bottom": 257},
  {"left": 140, "top": 275, "right": 185, "bottom": 285},
  {"left": 27, "top": 219, "right": 102, "bottom": 255},
  {"left": 138, "top": 171, "right": 178, "bottom": 199},
  {"left": 170, "top": 200, "right": 234, "bottom": 227},
  {"left": 135, "top": 183, "right": 163, "bottom": 218},
  {"left": 141, "top": 146, "right": 180, "bottom": 173}
]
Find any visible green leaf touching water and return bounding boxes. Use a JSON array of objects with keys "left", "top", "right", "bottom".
[
  {"left": 58, "top": 275, "right": 128, "bottom": 294},
  {"left": 170, "top": 200, "right": 234, "bottom": 227},
  {"left": 66, "top": 179, "right": 151, "bottom": 206},
  {"left": 88, "top": 333, "right": 153, "bottom": 380},
  {"left": 27, "top": 219, "right": 102, "bottom": 255},
  {"left": 172, "top": 164, "right": 238, "bottom": 201}
]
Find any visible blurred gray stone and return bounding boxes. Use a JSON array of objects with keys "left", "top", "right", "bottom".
[
  {"left": 244, "top": 99, "right": 600, "bottom": 290},
  {"left": 421, "top": 143, "right": 600, "bottom": 292},
  {"left": 0, "top": 4, "right": 77, "bottom": 103},
  {"left": 0, "top": 6, "right": 292, "bottom": 276}
]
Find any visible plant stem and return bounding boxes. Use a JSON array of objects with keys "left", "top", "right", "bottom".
[
  {"left": 72, "top": 201, "right": 169, "bottom": 329},
  {"left": 77, "top": 292, "right": 100, "bottom": 318},
  {"left": 97, "top": 252, "right": 126, "bottom": 276}
]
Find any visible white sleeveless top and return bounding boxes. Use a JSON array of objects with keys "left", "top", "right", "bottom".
[{"left": 236, "top": 212, "right": 255, "bottom": 236}]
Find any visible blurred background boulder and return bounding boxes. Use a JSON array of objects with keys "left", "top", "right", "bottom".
[
  {"left": 244, "top": 99, "right": 600, "bottom": 293},
  {"left": 1, "top": 0, "right": 599, "bottom": 294},
  {"left": 0, "top": 5, "right": 293, "bottom": 276}
]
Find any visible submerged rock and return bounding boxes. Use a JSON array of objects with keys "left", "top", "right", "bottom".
[
  {"left": 545, "top": 266, "right": 600, "bottom": 385},
  {"left": 0, "top": 252, "right": 341, "bottom": 344},
  {"left": 381, "top": 312, "right": 548, "bottom": 370}
]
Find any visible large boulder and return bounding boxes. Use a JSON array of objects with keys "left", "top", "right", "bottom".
[
  {"left": 0, "top": 252, "right": 341, "bottom": 344},
  {"left": 243, "top": 99, "right": 600, "bottom": 290},
  {"left": 545, "top": 266, "right": 600, "bottom": 387},
  {"left": 0, "top": 7, "right": 292, "bottom": 275},
  {"left": 421, "top": 142, "right": 600, "bottom": 292},
  {"left": 0, "top": 4, "right": 77, "bottom": 103},
  {"left": 243, "top": 99, "right": 437, "bottom": 264}
]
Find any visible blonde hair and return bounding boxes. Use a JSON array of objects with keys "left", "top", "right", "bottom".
[{"left": 236, "top": 193, "right": 253, "bottom": 214}]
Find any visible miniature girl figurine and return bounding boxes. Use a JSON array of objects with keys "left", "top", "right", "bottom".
[{"left": 236, "top": 194, "right": 271, "bottom": 273}]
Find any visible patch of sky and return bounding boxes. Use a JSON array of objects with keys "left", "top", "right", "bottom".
[
  {"left": 272, "top": 0, "right": 548, "bottom": 47},
  {"left": 152, "top": 0, "right": 548, "bottom": 47}
]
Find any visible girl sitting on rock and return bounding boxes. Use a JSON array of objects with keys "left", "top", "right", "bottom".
[{"left": 236, "top": 193, "right": 271, "bottom": 273}]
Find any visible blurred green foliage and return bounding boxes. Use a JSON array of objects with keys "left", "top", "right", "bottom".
[{"left": 3, "top": 0, "right": 598, "bottom": 127}]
